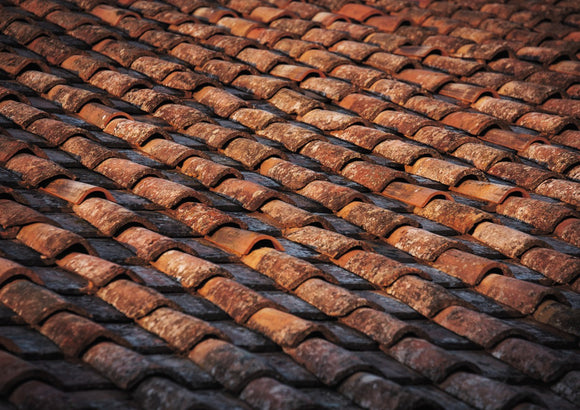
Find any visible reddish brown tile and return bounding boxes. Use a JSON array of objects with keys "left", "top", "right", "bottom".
[
  {"left": 520, "top": 247, "right": 580, "bottom": 285},
  {"left": 0, "top": 100, "right": 50, "bottom": 128},
  {"left": 516, "top": 112, "right": 576, "bottom": 135},
  {"left": 337, "top": 201, "right": 417, "bottom": 237},
  {"left": 487, "top": 162, "right": 556, "bottom": 191},
  {"left": 284, "top": 338, "right": 376, "bottom": 385},
  {"left": 93, "top": 39, "right": 153, "bottom": 67},
  {"left": 199, "top": 59, "right": 254, "bottom": 84},
  {"left": 298, "top": 180, "right": 368, "bottom": 212},
  {"left": 286, "top": 226, "right": 366, "bottom": 259},
  {"left": 496, "top": 197, "right": 575, "bottom": 234},
  {"left": 222, "top": 137, "right": 284, "bottom": 169},
  {"left": 395, "top": 68, "right": 453, "bottom": 92},
  {"left": 241, "top": 377, "right": 314, "bottom": 410},
  {"left": 257, "top": 122, "right": 323, "bottom": 152},
  {"left": 139, "top": 306, "right": 227, "bottom": 352},
  {"left": 391, "top": 337, "right": 475, "bottom": 382},
  {"left": 554, "top": 218, "right": 580, "bottom": 248},
  {"left": 406, "top": 157, "right": 485, "bottom": 187},
  {"left": 388, "top": 273, "right": 472, "bottom": 318},
  {"left": 0, "top": 279, "right": 85, "bottom": 326},
  {"left": 152, "top": 249, "right": 229, "bottom": 290},
  {"left": 472, "top": 222, "right": 547, "bottom": 259},
  {"left": 441, "top": 111, "right": 504, "bottom": 136},
  {"left": 154, "top": 104, "right": 209, "bottom": 131},
  {"left": 61, "top": 136, "right": 124, "bottom": 170},
  {"left": 98, "top": 279, "right": 177, "bottom": 320},
  {"left": 88, "top": 70, "right": 148, "bottom": 99},
  {"left": 387, "top": 226, "right": 467, "bottom": 262},
  {"left": 440, "top": 372, "right": 539, "bottom": 410},
  {"left": 374, "top": 139, "right": 438, "bottom": 166},
  {"left": 412, "top": 126, "right": 475, "bottom": 153},
  {"left": 492, "top": 338, "right": 575, "bottom": 382},
  {"left": 208, "top": 226, "right": 283, "bottom": 256},
  {"left": 214, "top": 178, "right": 290, "bottom": 211},
  {"left": 301, "top": 140, "right": 364, "bottom": 172},
  {"left": 295, "top": 278, "right": 373, "bottom": 317},
  {"left": 498, "top": 81, "right": 560, "bottom": 105},
  {"left": 171, "top": 201, "right": 246, "bottom": 236},
  {"left": 198, "top": 276, "right": 280, "bottom": 324},
  {"left": 27, "top": 36, "right": 76, "bottom": 65},
  {"left": 339, "top": 93, "right": 392, "bottom": 120},
  {"left": 104, "top": 119, "right": 169, "bottom": 147},
  {"left": 366, "top": 52, "right": 416, "bottom": 75},
  {"left": 82, "top": 341, "right": 167, "bottom": 389},
  {"left": 231, "top": 75, "right": 292, "bottom": 99},
  {"left": 450, "top": 179, "right": 528, "bottom": 205},
  {"left": 78, "top": 103, "right": 132, "bottom": 129},
  {"left": 0, "top": 256, "right": 42, "bottom": 286},
  {"left": 243, "top": 248, "right": 334, "bottom": 290},
  {"left": 141, "top": 139, "right": 205, "bottom": 168},
  {"left": 247, "top": 307, "right": 334, "bottom": 347},
  {"left": 415, "top": 199, "right": 495, "bottom": 234},
  {"left": 479, "top": 129, "right": 547, "bottom": 152},
  {"left": 331, "top": 64, "right": 386, "bottom": 88},
  {"left": 6, "top": 153, "right": 76, "bottom": 188},
  {"left": 262, "top": 157, "right": 325, "bottom": 191},
  {"left": 41, "top": 179, "right": 113, "bottom": 206},
  {"left": 534, "top": 178, "right": 580, "bottom": 208},
  {"left": 41, "top": 312, "right": 125, "bottom": 357},
  {"left": 57, "top": 252, "right": 138, "bottom": 288},
  {"left": 0, "top": 350, "right": 57, "bottom": 395},
  {"left": 382, "top": 181, "right": 452, "bottom": 208},
  {"left": 336, "top": 249, "right": 426, "bottom": 288},
  {"left": 17, "top": 70, "right": 65, "bottom": 94},
  {"left": 476, "top": 274, "right": 565, "bottom": 315},
  {"left": 0, "top": 52, "right": 48, "bottom": 76},
  {"left": 189, "top": 338, "right": 277, "bottom": 392},
  {"left": 95, "top": 158, "right": 161, "bottom": 189},
  {"left": 116, "top": 226, "right": 193, "bottom": 262},
  {"left": 302, "top": 77, "right": 356, "bottom": 101},
  {"left": 17, "top": 222, "right": 95, "bottom": 259},
  {"left": 260, "top": 199, "right": 331, "bottom": 229},
  {"left": 133, "top": 177, "right": 208, "bottom": 209},
  {"left": 434, "top": 306, "right": 523, "bottom": 349},
  {"left": 124, "top": 89, "right": 176, "bottom": 113}
]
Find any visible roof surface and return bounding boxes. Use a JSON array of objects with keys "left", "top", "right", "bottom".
[{"left": 0, "top": 0, "right": 579, "bottom": 409}]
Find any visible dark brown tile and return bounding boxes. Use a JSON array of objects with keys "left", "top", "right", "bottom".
[
  {"left": 0, "top": 279, "right": 85, "bottom": 326},
  {"left": 241, "top": 377, "right": 315, "bottom": 410},
  {"left": 41, "top": 311, "right": 125, "bottom": 357},
  {"left": 284, "top": 337, "right": 376, "bottom": 385},
  {"left": 189, "top": 338, "right": 277, "bottom": 392}
]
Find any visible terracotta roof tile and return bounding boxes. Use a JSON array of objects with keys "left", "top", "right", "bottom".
[
  {"left": 214, "top": 178, "right": 290, "bottom": 211},
  {"left": 82, "top": 341, "right": 172, "bottom": 389},
  {"left": 97, "top": 279, "right": 177, "bottom": 320},
  {"left": 189, "top": 338, "right": 277, "bottom": 392},
  {"left": 1, "top": 0, "right": 579, "bottom": 406},
  {"left": 337, "top": 249, "right": 425, "bottom": 287},
  {"left": 41, "top": 311, "right": 126, "bottom": 357},
  {"left": 57, "top": 252, "right": 137, "bottom": 288},
  {"left": 492, "top": 338, "right": 576, "bottom": 383},
  {"left": 284, "top": 337, "right": 377, "bottom": 385},
  {"left": 451, "top": 142, "right": 513, "bottom": 171},
  {"left": 386, "top": 275, "right": 469, "bottom": 318},
  {"left": 298, "top": 179, "right": 368, "bottom": 212}
]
